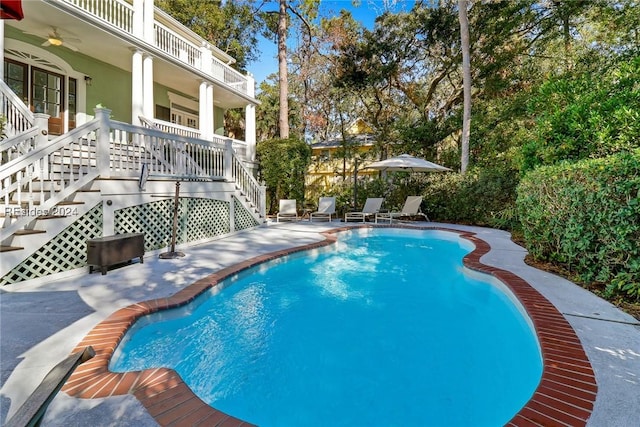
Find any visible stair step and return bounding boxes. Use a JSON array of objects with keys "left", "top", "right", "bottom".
[
  {"left": 0, "top": 245, "right": 23, "bottom": 252},
  {"left": 37, "top": 215, "right": 68, "bottom": 220},
  {"left": 13, "top": 229, "right": 46, "bottom": 236},
  {"left": 57, "top": 201, "right": 85, "bottom": 205}
]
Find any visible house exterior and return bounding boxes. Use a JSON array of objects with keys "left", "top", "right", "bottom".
[
  {"left": 306, "top": 118, "right": 378, "bottom": 200},
  {"left": 1, "top": 0, "right": 265, "bottom": 286}
]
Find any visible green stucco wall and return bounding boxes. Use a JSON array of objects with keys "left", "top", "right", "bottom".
[{"left": 5, "top": 27, "right": 228, "bottom": 132}]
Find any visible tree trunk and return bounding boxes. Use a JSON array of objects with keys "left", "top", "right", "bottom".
[
  {"left": 458, "top": 0, "right": 471, "bottom": 174},
  {"left": 278, "top": 0, "right": 290, "bottom": 139}
]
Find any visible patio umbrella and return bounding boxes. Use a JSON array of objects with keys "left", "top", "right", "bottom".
[{"left": 364, "top": 154, "right": 451, "bottom": 172}]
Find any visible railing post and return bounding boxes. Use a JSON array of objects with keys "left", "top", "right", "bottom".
[
  {"left": 260, "top": 184, "right": 267, "bottom": 220},
  {"left": 224, "top": 139, "right": 233, "bottom": 182},
  {"left": 33, "top": 113, "right": 50, "bottom": 178},
  {"left": 95, "top": 107, "right": 112, "bottom": 178}
]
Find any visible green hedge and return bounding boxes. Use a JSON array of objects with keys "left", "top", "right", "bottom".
[
  {"left": 423, "top": 165, "right": 520, "bottom": 229},
  {"left": 516, "top": 150, "right": 640, "bottom": 298}
]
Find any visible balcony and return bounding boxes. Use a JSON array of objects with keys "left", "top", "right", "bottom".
[{"left": 56, "top": 0, "right": 251, "bottom": 97}]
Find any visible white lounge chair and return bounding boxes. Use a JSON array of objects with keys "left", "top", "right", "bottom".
[
  {"left": 310, "top": 196, "right": 336, "bottom": 221},
  {"left": 276, "top": 199, "right": 298, "bottom": 222},
  {"left": 345, "top": 198, "right": 384, "bottom": 222},
  {"left": 375, "top": 196, "right": 428, "bottom": 223}
]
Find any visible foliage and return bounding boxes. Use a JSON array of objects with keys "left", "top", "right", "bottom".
[
  {"left": 423, "top": 165, "right": 521, "bottom": 229},
  {"left": 0, "top": 114, "right": 6, "bottom": 139},
  {"left": 155, "top": 0, "right": 260, "bottom": 70},
  {"left": 256, "top": 137, "right": 311, "bottom": 213},
  {"left": 520, "top": 55, "right": 640, "bottom": 171},
  {"left": 516, "top": 150, "right": 640, "bottom": 298},
  {"left": 255, "top": 77, "right": 304, "bottom": 141}
]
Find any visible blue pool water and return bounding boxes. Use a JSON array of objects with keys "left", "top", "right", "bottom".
[{"left": 111, "top": 228, "right": 542, "bottom": 426}]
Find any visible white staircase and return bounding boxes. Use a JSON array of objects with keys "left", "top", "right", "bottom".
[{"left": 1, "top": 106, "right": 265, "bottom": 285}]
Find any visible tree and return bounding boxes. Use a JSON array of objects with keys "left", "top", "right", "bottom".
[
  {"left": 256, "top": 0, "right": 320, "bottom": 139},
  {"left": 458, "top": 0, "right": 471, "bottom": 174},
  {"left": 278, "top": 0, "right": 290, "bottom": 138},
  {"left": 155, "top": 0, "right": 261, "bottom": 71}
]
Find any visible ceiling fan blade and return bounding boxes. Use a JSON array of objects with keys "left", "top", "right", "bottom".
[{"left": 41, "top": 40, "right": 51, "bottom": 47}]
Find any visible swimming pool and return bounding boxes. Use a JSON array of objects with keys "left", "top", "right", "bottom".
[{"left": 110, "top": 228, "right": 542, "bottom": 426}]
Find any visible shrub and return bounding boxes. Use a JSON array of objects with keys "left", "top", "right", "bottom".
[
  {"left": 256, "top": 137, "right": 311, "bottom": 214},
  {"left": 423, "top": 165, "right": 520, "bottom": 229},
  {"left": 516, "top": 150, "right": 640, "bottom": 298}
]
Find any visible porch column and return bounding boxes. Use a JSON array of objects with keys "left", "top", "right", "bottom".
[
  {"left": 198, "top": 81, "right": 210, "bottom": 140},
  {"left": 142, "top": 54, "right": 154, "bottom": 119},
  {"left": 143, "top": 0, "right": 154, "bottom": 43},
  {"left": 206, "top": 83, "right": 214, "bottom": 138},
  {"left": 245, "top": 74, "right": 257, "bottom": 164},
  {"left": 132, "top": 0, "right": 143, "bottom": 38},
  {"left": 131, "top": 49, "right": 143, "bottom": 126}
]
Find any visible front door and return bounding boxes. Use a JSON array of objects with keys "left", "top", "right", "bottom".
[{"left": 31, "top": 67, "right": 65, "bottom": 135}]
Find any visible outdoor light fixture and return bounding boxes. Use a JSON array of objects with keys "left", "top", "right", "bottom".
[{"left": 84, "top": 75, "right": 92, "bottom": 86}]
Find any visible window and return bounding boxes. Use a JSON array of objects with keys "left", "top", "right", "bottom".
[{"left": 170, "top": 103, "right": 199, "bottom": 129}]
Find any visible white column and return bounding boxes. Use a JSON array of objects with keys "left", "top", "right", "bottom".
[
  {"left": 245, "top": 74, "right": 257, "bottom": 164},
  {"left": 95, "top": 108, "right": 112, "bottom": 178},
  {"left": 200, "top": 42, "right": 212, "bottom": 74},
  {"left": 206, "top": 83, "right": 214, "bottom": 138},
  {"left": 198, "top": 81, "right": 209, "bottom": 140},
  {"left": 143, "top": 54, "right": 154, "bottom": 119},
  {"left": 143, "top": 0, "right": 155, "bottom": 43},
  {"left": 132, "top": 0, "right": 144, "bottom": 38},
  {"left": 245, "top": 104, "right": 256, "bottom": 163},
  {"left": 131, "top": 49, "right": 143, "bottom": 126}
]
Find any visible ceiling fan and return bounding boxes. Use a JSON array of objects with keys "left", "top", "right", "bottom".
[{"left": 27, "top": 27, "right": 81, "bottom": 51}]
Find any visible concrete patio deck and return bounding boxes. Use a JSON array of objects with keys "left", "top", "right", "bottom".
[{"left": 1, "top": 221, "right": 639, "bottom": 426}]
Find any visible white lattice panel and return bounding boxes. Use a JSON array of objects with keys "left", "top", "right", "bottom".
[
  {"left": 234, "top": 196, "right": 260, "bottom": 230},
  {"left": 115, "top": 199, "right": 175, "bottom": 251},
  {"left": 114, "top": 197, "right": 231, "bottom": 251},
  {"left": 184, "top": 198, "right": 230, "bottom": 241},
  {"left": 0, "top": 203, "right": 104, "bottom": 286}
]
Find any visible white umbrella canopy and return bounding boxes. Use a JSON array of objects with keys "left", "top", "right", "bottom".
[{"left": 365, "top": 154, "right": 451, "bottom": 172}]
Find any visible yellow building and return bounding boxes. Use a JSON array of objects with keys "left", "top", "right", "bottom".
[{"left": 306, "top": 119, "right": 378, "bottom": 199}]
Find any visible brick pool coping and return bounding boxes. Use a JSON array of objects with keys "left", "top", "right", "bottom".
[{"left": 62, "top": 225, "right": 597, "bottom": 426}]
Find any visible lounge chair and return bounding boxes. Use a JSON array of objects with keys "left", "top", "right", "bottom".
[
  {"left": 310, "top": 196, "right": 336, "bottom": 221},
  {"left": 345, "top": 197, "right": 384, "bottom": 222},
  {"left": 276, "top": 199, "right": 299, "bottom": 222},
  {"left": 375, "top": 196, "right": 428, "bottom": 223}
]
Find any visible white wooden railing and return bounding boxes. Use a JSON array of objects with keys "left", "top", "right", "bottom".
[
  {"left": 57, "top": 0, "right": 250, "bottom": 95},
  {"left": 1, "top": 108, "right": 264, "bottom": 243},
  {"left": 1, "top": 128, "right": 40, "bottom": 164},
  {"left": 1, "top": 80, "right": 34, "bottom": 138},
  {"left": 1, "top": 120, "right": 101, "bottom": 242},
  {"left": 140, "top": 117, "right": 201, "bottom": 139},
  {"left": 62, "top": 0, "right": 134, "bottom": 33},
  {"left": 154, "top": 22, "right": 201, "bottom": 68}
]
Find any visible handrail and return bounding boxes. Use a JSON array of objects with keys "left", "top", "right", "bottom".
[
  {"left": 61, "top": 0, "right": 134, "bottom": 33},
  {"left": 0, "top": 80, "right": 34, "bottom": 136},
  {"left": 0, "top": 127, "right": 40, "bottom": 162},
  {"left": 4, "top": 346, "right": 95, "bottom": 427},
  {"left": 231, "top": 152, "right": 265, "bottom": 218},
  {"left": 1, "top": 110, "right": 264, "bottom": 243},
  {"left": 0, "top": 118, "right": 101, "bottom": 242},
  {"left": 154, "top": 21, "right": 202, "bottom": 69}
]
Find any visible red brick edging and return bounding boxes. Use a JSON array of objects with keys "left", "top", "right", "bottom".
[{"left": 62, "top": 226, "right": 596, "bottom": 426}]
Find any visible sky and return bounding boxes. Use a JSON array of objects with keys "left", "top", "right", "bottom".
[{"left": 247, "top": 0, "right": 416, "bottom": 87}]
